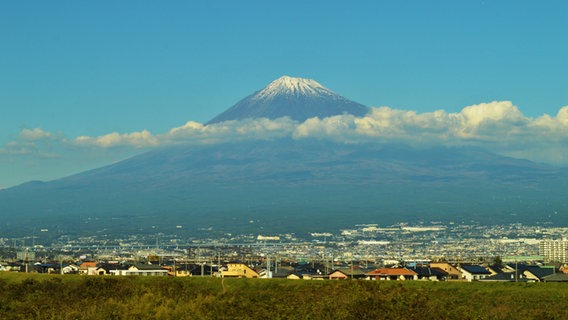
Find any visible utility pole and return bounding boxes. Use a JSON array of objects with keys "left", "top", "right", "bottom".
[
  {"left": 267, "top": 255, "right": 271, "bottom": 278},
  {"left": 274, "top": 254, "right": 278, "bottom": 275},
  {"left": 515, "top": 258, "right": 518, "bottom": 282},
  {"left": 217, "top": 252, "right": 221, "bottom": 277}
]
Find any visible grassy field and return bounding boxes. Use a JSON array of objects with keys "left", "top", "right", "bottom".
[{"left": 1, "top": 272, "right": 567, "bottom": 319}]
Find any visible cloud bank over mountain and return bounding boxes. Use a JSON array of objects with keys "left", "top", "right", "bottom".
[{"left": 2, "top": 101, "right": 568, "bottom": 187}]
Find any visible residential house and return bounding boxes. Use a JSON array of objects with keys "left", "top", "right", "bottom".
[
  {"left": 62, "top": 264, "right": 79, "bottom": 274},
  {"left": 271, "top": 266, "right": 296, "bottom": 279},
  {"left": 561, "top": 265, "right": 568, "bottom": 274},
  {"left": 3, "top": 262, "right": 23, "bottom": 272},
  {"left": 407, "top": 266, "right": 447, "bottom": 281},
  {"left": 109, "top": 263, "right": 168, "bottom": 276},
  {"left": 502, "top": 262, "right": 530, "bottom": 273},
  {"left": 78, "top": 261, "right": 98, "bottom": 275},
  {"left": 366, "top": 268, "right": 418, "bottom": 281},
  {"left": 481, "top": 272, "right": 528, "bottom": 282},
  {"left": 34, "top": 263, "right": 59, "bottom": 274},
  {"left": 486, "top": 264, "right": 554, "bottom": 282},
  {"left": 307, "top": 274, "right": 328, "bottom": 280},
  {"left": 486, "top": 264, "right": 506, "bottom": 275},
  {"left": 522, "top": 266, "right": 555, "bottom": 282},
  {"left": 221, "top": 262, "right": 260, "bottom": 278},
  {"left": 328, "top": 267, "right": 368, "bottom": 280},
  {"left": 257, "top": 269, "right": 270, "bottom": 278},
  {"left": 542, "top": 273, "right": 568, "bottom": 282},
  {"left": 458, "top": 265, "right": 491, "bottom": 281},
  {"left": 162, "top": 265, "right": 191, "bottom": 277},
  {"left": 94, "top": 267, "right": 108, "bottom": 276},
  {"left": 97, "top": 263, "right": 126, "bottom": 275},
  {"left": 286, "top": 273, "right": 302, "bottom": 280},
  {"left": 430, "top": 262, "right": 462, "bottom": 280},
  {"left": 187, "top": 263, "right": 217, "bottom": 277},
  {"left": 294, "top": 263, "right": 324, "bottom": 279}
]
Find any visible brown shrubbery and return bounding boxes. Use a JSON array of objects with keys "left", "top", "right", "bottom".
[{"left": 0, "top": 273, "right": 567, "bottom": 319}]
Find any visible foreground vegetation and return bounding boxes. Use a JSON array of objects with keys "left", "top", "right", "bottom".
[{"left": 1, "top": 273, "right": 567, "bottom": 319}]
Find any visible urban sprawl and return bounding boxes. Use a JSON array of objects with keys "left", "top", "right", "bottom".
[{"left": 2, "top": 222, "right": 568, "bottom": 282}]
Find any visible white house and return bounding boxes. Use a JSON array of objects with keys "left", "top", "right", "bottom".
[
  {"left": 458, "top": 265, "right": 491, "bottom": 281},
  {"left": 61, "top": 264, "right": 79, "bottom": 274},
  {"left": 109, "top": 264, "right": 167, "bottom": 276}
]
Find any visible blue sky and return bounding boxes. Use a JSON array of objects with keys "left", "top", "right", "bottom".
[{"left": 1, "top": 1, "right": 568, "bottom": 188}]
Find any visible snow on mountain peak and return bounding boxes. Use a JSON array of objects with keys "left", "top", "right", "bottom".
[
  {"left": 252, "top": 75, "right": 335, "bottom": 101},
  {"left": 206, "top": 75, "right": 369, "bottom": 124}
]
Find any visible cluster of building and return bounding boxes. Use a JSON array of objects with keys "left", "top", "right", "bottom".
[
  {"left": 217, "top": 260, "right": 568, "bottom": 282},
  {"left": 2, "top": 222, "right": 568, "bottom": 283},
  {"left": 2, "top": 257, "right": 568, "bottom": 283}
]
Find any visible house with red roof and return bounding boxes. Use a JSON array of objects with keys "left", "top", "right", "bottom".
[
  {"left": 78, "top": 261, "right": 98, "bottom": 275},
  {"left": 365, "top": 268, "right": 418, "bottom": 281}
]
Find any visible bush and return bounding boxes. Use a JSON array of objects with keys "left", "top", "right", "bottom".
[{"left": 0, "top": 273, "right": 567, "bottom": 319}]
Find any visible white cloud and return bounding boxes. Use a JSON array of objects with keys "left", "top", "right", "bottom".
[
  {"left": 0, "top": 131, "right": 62, "bottom": 159},
  {"left": 530, "top": 106, "right": 568, "bottom": 135},
  {"left": 459, "top": 101, "right": 525, "bottom": 127},
  {"left": 74, "top": 130, "right": 158, "bottom": 148},
  {"left": 161, "top": 117, "right": 297, "bottom": 143},
  {"left": 9, "top": 101, "right": 546, "bottom": 157},
  {"left": 166, "top": 121, "right": 206, "bottom": 139},
  {"left": 292, "top": 101, "right": 548, "bottom": 145},
  {"left": 289, "top": 101, "right": 568, "bottom": 165},
  {"left": 3, "top": 100, "right": 568, "bottom": 187},
  {"left": 292, "top": 101, "right": 568, "bottom": 168},
  {"left": 452, "top": 101, "right": 529, "bottom": 139},
  {"left": 18, "top": 128, "right": 58, "bottom": 141}
]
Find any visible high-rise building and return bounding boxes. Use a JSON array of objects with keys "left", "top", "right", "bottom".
[
  {"left": 539, "top": 239, "right": 568, "bottom": 263},
  {"left": 16, "top": 249, "right": 36, "bottom": 261}
]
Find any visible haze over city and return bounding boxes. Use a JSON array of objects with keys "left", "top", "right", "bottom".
[{"left": 2, "top": 1, "right": 568, "bottom": 188}]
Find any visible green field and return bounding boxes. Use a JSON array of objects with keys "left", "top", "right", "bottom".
[{"left": 0, "top": 273, "right": 566, "bottom": 319}]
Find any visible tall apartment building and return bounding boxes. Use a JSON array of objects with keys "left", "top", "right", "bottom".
[{"left": 539, "top": 239, "right": 568, "bottom": 263}]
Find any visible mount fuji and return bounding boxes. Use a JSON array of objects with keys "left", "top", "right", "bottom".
[
  {"left": 0, "top": 76, "right": 567, "bottom": 237},
  {"left": 207, "top": 76, "right": 369, "bottom": 124}
]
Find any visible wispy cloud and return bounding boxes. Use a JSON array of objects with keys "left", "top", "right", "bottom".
[
  {"left": 2, "top": 101, "right": 568, "bottom": 187},
  {"left": 19, "top": 128, "right": 59, "bottom": 141}
]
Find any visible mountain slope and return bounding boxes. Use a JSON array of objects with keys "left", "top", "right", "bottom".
[
  {"left": 207, "top": 76, "right": 369, "bottom": 124},
  {"left": 1, "top": 75, "right": 567, "bottom": 237},
  {"left": 1, "top": 139, "right": 566, "bottom": 237}
]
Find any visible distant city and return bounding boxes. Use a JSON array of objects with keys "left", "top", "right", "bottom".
[
  {"left": 2, "top": 221, "right": 567, "bottom": 281},
  {"left": 1, "top": 79, "right": 567, "bottom": 280}
]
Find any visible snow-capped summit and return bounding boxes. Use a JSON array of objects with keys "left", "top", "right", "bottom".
[
  {"left": 252, "top": 76, "right": 333, "bottom": 101},
  {"left": 207, "top": 76, "right": 369, "bottom": 124}
]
